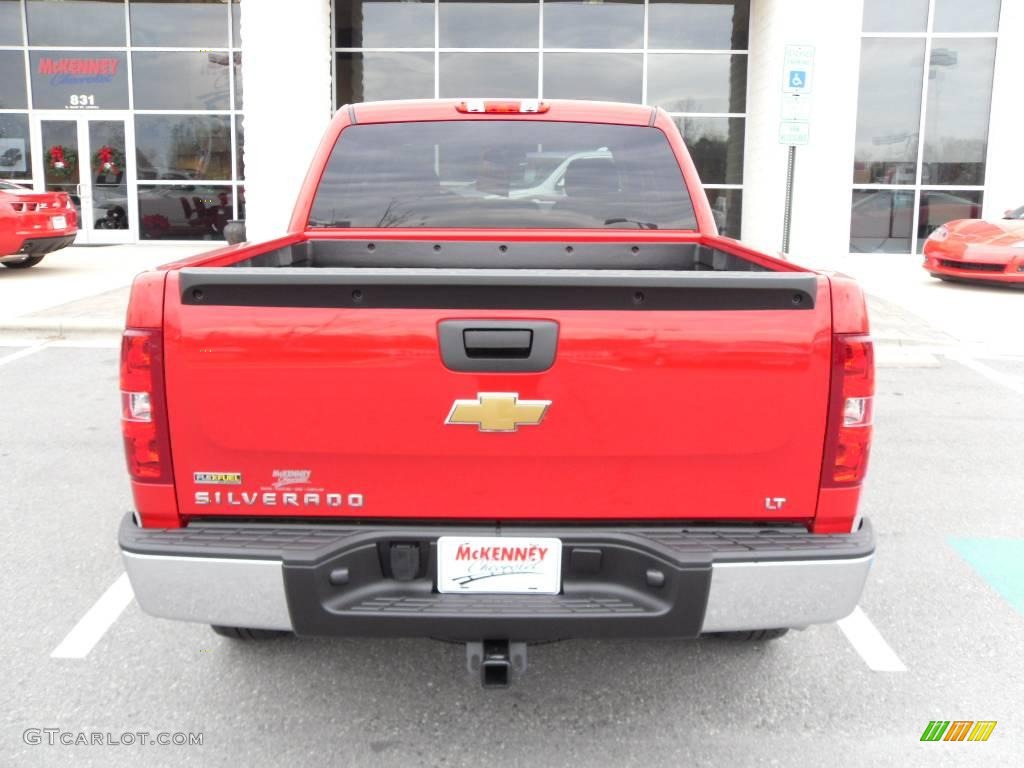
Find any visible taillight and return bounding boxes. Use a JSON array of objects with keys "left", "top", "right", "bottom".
[
  {"left": 120, "top": 328, "right": 172, "bottom": 483},
  {"left": 821, "top": 334, "right": 874, "bottom": 487}
]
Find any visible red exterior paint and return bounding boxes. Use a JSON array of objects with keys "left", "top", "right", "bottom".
[
  {"left": 923, "top": 217, "right": 1024, "bottom": 285},
  {"left": 161, "top": 272, "right": 833, "bottom": 526},
  {"left": 0, "top": 188, "right": 78, "bottom": 256},
  {"left": 123, "top": 99, "right": 873, "bottom": 533}
]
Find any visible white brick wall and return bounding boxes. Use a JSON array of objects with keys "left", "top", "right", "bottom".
[
  {"left": 240, "top": 0, "right": 333, "bottom": 242},
  {"left": 742, "top": 0, "right": 864, "bottom": 259}
]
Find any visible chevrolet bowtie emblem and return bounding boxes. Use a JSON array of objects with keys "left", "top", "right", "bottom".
[{"left": 445, "top": 393, "right": 551, "bottom": 432}]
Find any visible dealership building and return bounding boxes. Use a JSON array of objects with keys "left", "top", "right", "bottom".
[{"left": 0, "top": 0, "right": 1021, "bottom": 258}]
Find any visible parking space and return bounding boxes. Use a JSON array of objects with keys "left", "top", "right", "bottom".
[{"left": 1, "top": 341, "right": 1021, "bottom": 766}]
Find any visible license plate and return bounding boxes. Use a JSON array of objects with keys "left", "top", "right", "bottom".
[
  {"left": 51, "top": 215, "right": 67, "bottom": 229},
  {"left": 437, "top": 536, "right": 562, "bottom": 595}
]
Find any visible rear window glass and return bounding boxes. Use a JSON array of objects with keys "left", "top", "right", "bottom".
[{"left": 308, "top": 120, "right": 696, "bottom": 230}]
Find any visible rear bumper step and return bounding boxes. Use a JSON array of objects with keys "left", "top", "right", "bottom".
[{"left": 119, "top": 514, "right": 874, "bottom": 639}]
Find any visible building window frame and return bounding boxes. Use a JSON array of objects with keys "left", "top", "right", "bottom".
[
  {"left": 851, "top": 0, "right": 1001, "bottom": 253},
  {"left": 331, "top": 0, "right": 748, "bottom": 235},
  {"left": 0, "top": 0, "right": 245, "bottom": 235}
]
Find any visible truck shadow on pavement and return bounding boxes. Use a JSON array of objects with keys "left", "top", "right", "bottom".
[{"left": 203, "top": 633, "right": 798, "bottom": 743}]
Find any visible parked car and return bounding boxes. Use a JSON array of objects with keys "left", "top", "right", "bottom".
[
  {"left": 0, "top": 148, "right": 23, "bottom": 168},
  {"left": 118, "top": 99, "right": 875, "bottom": 687},
  {"left": 0, "top": 183, "right": 78, "bottom": 269},
  {"left": 922, "top": 205, "right": 1024, "bottom": 286}
]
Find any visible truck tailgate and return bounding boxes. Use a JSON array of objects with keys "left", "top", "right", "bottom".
[{"left": 162, "top": 268, "right": 832, "bottom": 523}]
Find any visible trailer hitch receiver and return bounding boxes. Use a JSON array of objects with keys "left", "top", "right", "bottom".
[{"left": 466, "top": 640, "right": 527, "bottom": 688}]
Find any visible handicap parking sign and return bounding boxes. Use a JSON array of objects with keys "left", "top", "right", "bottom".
[{"left": 782, "top": 44, "right": 814, "bottom": 94}]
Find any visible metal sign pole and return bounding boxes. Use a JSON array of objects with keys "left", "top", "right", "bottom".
[
  {"left": 782, "top": 145, "right": 796, "bottom": 254},
  {"left": 779, "top": 44, "right": 814, "bottom": 257}
]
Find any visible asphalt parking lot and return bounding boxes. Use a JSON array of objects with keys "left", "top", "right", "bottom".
[{"left": 1, "top": 324, "right": 1021, "bottom": 767}]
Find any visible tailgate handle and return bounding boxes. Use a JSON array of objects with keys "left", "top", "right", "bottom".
[
  {"left": 439, "top": 320, "right": 558, "bottom": 372},
  {"left": 463, "top": 329, "right": 533, "bottom": 358}
]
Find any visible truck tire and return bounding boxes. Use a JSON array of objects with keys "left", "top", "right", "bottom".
[
  {"left": 211, "top": 625, "right": 291, "bottom": 640},
  {"left": 1, "top": 256, "right": 45, "bottom": 269},
  {"left": 708, "top": 628, "right": 790, "bottom": 641}
]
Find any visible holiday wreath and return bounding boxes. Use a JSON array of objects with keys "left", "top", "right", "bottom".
[
  {"left": 93, "top": 145, "right": 125, "bottom": 176},
  {"left": 46, "top": 145, "right": 78, "bottom": 178}
]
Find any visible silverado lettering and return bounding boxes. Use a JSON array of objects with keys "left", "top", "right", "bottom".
[
  {"left": 194, "top": 491, "right": 364, "bottom": 507},
  {"left": 118, "top": 99, "right": 876, "bottom": 687}
]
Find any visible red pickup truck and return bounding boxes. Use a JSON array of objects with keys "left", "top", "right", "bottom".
[{"left": 118, "top": 99, "right": 875, "bottom": 687}]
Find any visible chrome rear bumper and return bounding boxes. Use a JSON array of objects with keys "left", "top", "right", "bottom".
[{"left": 120, "top": 514, "right": 874, "bottom": 637}]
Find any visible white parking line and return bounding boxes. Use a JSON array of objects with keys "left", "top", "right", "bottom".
[
  {"left": 948, "top": 354, "right": 1024, "bottom": 395},
  {"left": 51, "top": 573, "right": 134, "bottom": 659},
  {"left": 837, "top": 607, "right": 906, "bottom": 672},
  {"left": 0, "top": 342, "right": 49, "bottom": 367}
]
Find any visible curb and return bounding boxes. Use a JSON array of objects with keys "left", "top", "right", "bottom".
[{"left": 0, "top": 317, "right": 123, "bottom": 336}]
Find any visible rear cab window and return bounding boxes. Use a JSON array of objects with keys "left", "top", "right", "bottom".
[{"left": 308, "top": 120, "right": 697, "bottom": 230}]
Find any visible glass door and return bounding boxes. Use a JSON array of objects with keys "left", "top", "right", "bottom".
[{"left": 33, "top": 114, "right": 136, "bottom": 244}]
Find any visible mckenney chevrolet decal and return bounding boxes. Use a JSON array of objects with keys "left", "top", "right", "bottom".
[{"left": 271, "top": 469, "right": 312, "bottom": 489}]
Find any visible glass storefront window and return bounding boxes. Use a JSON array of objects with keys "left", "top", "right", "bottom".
[
  {"left": 0, "top": 114, "right": 32, "bottom": 180},
  {"left": 26, "top": 0, "right": 126, "bottom": 46},
  {"left": 332, "top": 0, "right": 749, "bottom": 238},
  {"left": 439, "top": 53, "right": 538, "bottom": 99},
  {"left": 336, "top": 0, "right": 434, "bottom": 48},
  {"left": 135, "top": 115, "right": 233, "bottom": 181},
  {"left": 29, "top": 50, "right": 130, "bottom": 109},
  {"left": 674, "top": 117, "right": 744, "bottom": 185},
  {"left": 852, "top": 38, "right": 925, "bottom": 185},
  {"left": 850, "top": 189, "right": 915, "bottom": 253},
  {"left": 933, "top": 0, "right": 1001, "bottom": 33},
  {"left": 129, "top": 0, "right": 229, "bottom": 48},
  {"left": 704, "top": 188, "right": 742, "bottom": 238},
  {"left": 0, "top": 0, "right": 23, "bottom": 45},
  {"left": 543, "top": 53, "right": 641, "bottom": 103},
  {"left": 132, "top": 51, "right": 231, "bottom": 110},
  {"left": 40, "top": 119, "right": 80, "bottom": 197},
  {"left": 647, "top": 53, "right": 747, "bottom": 113},
  {"left": 918, "top": 189, "right": 982, "bottom": 246},
  {"left": 852, "top": 2, "right": 999, "bottom": 253},
  {"left": 921, "top": 39, "right": 997, "bottom": 186},
  {"left": 439, "top": 1, "right": 538, "bottom": 49},
  {"left": 89, "top": 119, "right": 131, "bottom": 231},
  {"left": 138, "top": 183, "right": 234, "bottom": 240},
  {"left": 336, "top": 52, "right": 434, "bottom": 105},
  {"left": 0, "top": 51, "right": 27, "bottom": 109},
  {"left": 648, "top": 0, "right": 750, "bottom": 51},
  {"left": 2, "top": 1, "right": 245, "bottom": 237},
  {"left": 543, "top": 1, "right": 644, "bottom": 50},
  {"left": 862, "top": 0, "right": 929, "bottom": 33},
  {"left": 849, "top": 188, "right": 987, "bottom": 254}
]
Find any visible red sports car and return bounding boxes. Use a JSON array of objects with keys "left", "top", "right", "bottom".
[
  {"left": 0, "top": 181, "right": 78, "bottom": 269},
  {"left": 923, "top": 205, "right": 1024, "bottom": 286}
]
